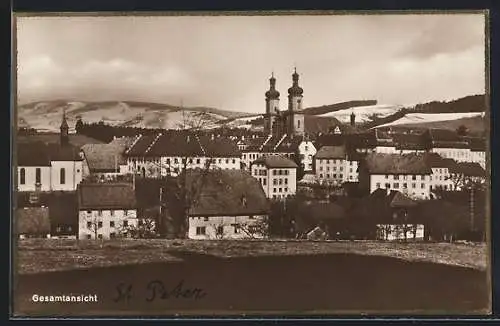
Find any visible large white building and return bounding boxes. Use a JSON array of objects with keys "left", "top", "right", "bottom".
[
  {"left": 173, "top": 170, "right": 270, "bottom": 240},
  {"left": 359, "top": 153, "right": 433, "bottom": 200},
  {"left": 124, "top": 131, "right": 241, "bottom": 178},
  {"left": 250, "top": 155, "right": 298, "bottom": 200},
  {"left": 314, "top": 145, "right": 360, "bottom": 185},
  {"left": 77, "top": 183, "right": 138, "bottom": 240},
  {"left": 16, "top": 111, "right": 87, "bottom": 193}
]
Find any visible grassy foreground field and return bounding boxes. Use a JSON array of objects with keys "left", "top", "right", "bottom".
[{"left": 15, "top": 239, "right": 488, "bottom": 275}]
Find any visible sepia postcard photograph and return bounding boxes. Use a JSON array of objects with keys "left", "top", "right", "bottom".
[{"left": 11, "top": 11, "right": 491, "bottom": 317}]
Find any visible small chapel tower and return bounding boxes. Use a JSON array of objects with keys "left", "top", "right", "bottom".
[
  {"left": 60, "top": 108, "right": 69, "bottom": 146},
  {"left": 264, "top": 72, "right": 280, "bottom": 135},
  {"left": 287, "top": 67, "right": 305, "bottom": 136}
]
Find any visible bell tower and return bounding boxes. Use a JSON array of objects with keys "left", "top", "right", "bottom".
[
  {"left": 60, "top": 108, "right": 69, "bottom": 146},
  {"left": 287, "top": 67, "right": 305, "bottom": 136},
  {"left": 264, "top": 72, "right": 280, "bottom": 135}
]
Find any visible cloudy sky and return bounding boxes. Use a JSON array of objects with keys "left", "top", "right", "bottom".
[{"left": 16, "top": 13, "right": 486, "bottom": 113}]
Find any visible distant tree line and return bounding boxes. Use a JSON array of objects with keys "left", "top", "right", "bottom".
[{"left": 75, "top": 119, "right": 265, "bottom": 143}]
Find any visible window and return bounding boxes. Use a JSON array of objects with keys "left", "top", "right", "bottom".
[
  {"left": 204, "top": 216, "right": 209, "bottom": 221},
  {"left": 218, "top": 159, "right": 222, "bottom": 163},
  {"left": 412, "top": 183, "right": 416, "bottom": 188},
  {"left": 403, "top": 183, "right": 407, "bottom": 188},
  {"left": 87, "top": 221, "right": 92, "bottom": 228},
  {"left": 87, "top": 234, "right": 92, "bottom": 239},
  {"left": 305, "top": 145, "right": 308, "bottom": 151},
  {"left": 98, "top": 210, "right": 102, "bottom": 216},
  {"left": 98, "top": 234, "right": 103, "bottom": 239},
  {"left": 124, "top": 210, "right": 128, "bottom": 216},
  {"left": 273, "top": 188, "right": 277, "bottom": 193},
  {"left": 263, "top": 179, "right": 267, "bottom": 185},
  {"left": 412, "top": 175, "right": 416, "bottom": 180},
  {"left": 284, "top": 178, "right": 288, "bottom": 185},
  {"left": 87, "top": 210, "right": 92, "bottom": 214},
  {"left": 123, "top": 220, "right": 129, "bottom": 227},
  {"left": 421, "top": 183, "right": 425, "bottom": 189},
  {"left": 196, "top": 226, "right": 206, "bottom": 235},
  {"left": 319, "top": 174, "right": 323, "bottom": 178},
  {"left": 376, "top": 183, "right": 381, "bottom": 189},
  {"left": 319, "top": 167, "right": 323, "bottom": 171},
  {"left": 188, "top": 158, "right": 193, "bottom": 164},
  {"left": 350, "top": 168, "right": 353, "bottom": 173},
  {"left": 110, "top": 232, "right": 116, "bottom": 239},
  {"left": 109, "top": 221, "right": 115, "bottom": 228},
  {"left": 420, "top": 175, "right": 425, "bottom": 180},
  {"left": 279, "top": 179, "right": 283, "bottom": 185},
  {"left": 174, "top": 158, "right": 178, "bottom": 163},
  {"left": 60, "top": 168, "right": 66, "bottom": 184},
  {"left": 273, "top": 170, "right": 276, "bottom": 176},
  {"left": 279, "top": 188, "right": 282, "bottom": 192},
  {"left": 110, "top": 210, "right": 114, "bottom": 216},
  {"left": 285, "top": 187, "right": 288, "bottom": 192},
  {"left": 385, "top": 183, "right": 390, "bottom": 188},
  {"left": 232, "top": 159, "right": 236, "bottom": 164},
  {"left": 339, "top": 167, "right": 343, "bottom": 171},
  {"left": 98, "top": 221, "right": 103, "bottom": 228},
  {"left": 339, "top": 174, "right": 343, "bottom": 179},
  {"left": 216, "top": 226, "right": 224, "bottom": 235},
  {"left": 393, "top": 183, "right": 399, "bottom": 189},
  {"left": 394, "top": 175, "right": 399, "bottom": 180},
  {"left": 166, "top": 158, "right": 171, "bottom": 164},
  {"left": 326, "top": 166, "right": 330, "bottom": 171},
  {"left": 232, "top": 224, "right": 240, "bottom": 234},
  {"left": 326, "top": 174, "right": 330, "bottom": 179},
  {"left": 20, "top": 168, "right": 25, "bottom": 184},
  {"left": 35, "top": 168, "right": 41, "bottom": 184},
  {"left": 273, "top": 179, "right": 277, "bottom": 186},
  {"left": 333, "top": 167, "right": 337, "bottom": 171}
]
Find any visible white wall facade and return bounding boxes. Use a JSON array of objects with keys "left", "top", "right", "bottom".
[
  {"left": 431, "top": 147, "right": 472, "bottom": 163},
  {"left": 298, "top": 141, "right": 316, "bottom": 172},
  {"left": 251, "top": 163, "right": 297, "bottom": 199},
  {"left": 17, "top": 166, "right": 51, "bottom": 192},
  {"left": 376, "top": 224, "right": 425, "bottom": 241},
  {"left": 78, "top": 209, "right": 138, "bottom": 240},
  {"left": 188, "top": 215, "right": 268, "bottom": 240},
  {"left": 370, "top": 173, "right": 431, "bottom": 200},
  {"left": 374, "top": 146, "right": 397, "bottom": 154},
  {"left": 50, "top": 160, "right": 83, "bottom": 191},
  {"left": 315, "top": 157, "right": 360, "bottom": 185},
  {"left": 430, "top": 167, "right": 453, "bottom": 191}
]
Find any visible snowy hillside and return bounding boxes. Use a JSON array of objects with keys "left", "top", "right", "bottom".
[
  {"left": 17, "top": 100, "right": 251, "bottom": 132},
  {"left": 372, "top": 112, "right": 485, "bottom": 129},
  {"left": 317, "top": 104, "right": 405, "bottom": 123}
]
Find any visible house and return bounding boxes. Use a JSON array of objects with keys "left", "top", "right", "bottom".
[
  {"left": 124, "top": 131, "right": 241, "bottom": 178},
  {"left": 16, "top": 207, "right": 51, "bottom": 239},
  {"left": 428, "top": 129, "right": 473, "bottom": 162},
  {"left": 77, "top": 183, "right": 137, "bottom": 240},
  {"left": 251, "top": 155, "right": 298, "bottom": 199},
  {"left": 359, "top": 153, "right": 433, "bottom": 200},
  {"left": 80, "top": 137, "right": 135, "bottom": 179},
  {"left": 424, "top": 153, "right": 455, "bottom": 192},
  {"left": 353, "top": 189, "right": 424, "bottom": 241},
  {"left": 170, "top": 169, "right": 270, "bottom": 240},
  {"left": 447, "top": 162, "right": 487, "bottom": 191},
  {"left": 17, "top": 142, "right": 84, "bottom": 192},
  {"left": 314, "top": 145, "right": 360, "bottom": 185}
]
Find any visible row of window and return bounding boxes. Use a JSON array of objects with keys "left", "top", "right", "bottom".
[
  {"left": 376, "top": 182, "right": 426, "bottom": 190},
  {"left": 385, "top": 174, "right": 426, "bottom": 181},
  {"left": 319, "top": 166, "right": 346, "bottom": 172},
  {"left": 317, "top": 159, "right": 355, "bottom": 165},
  {"left": 165, "top": 158, "right": 238, "bottom": 165},
  {"left": 86, "top": 210, "right": 130, "bottom": 216},
  {"left": 272, "top": 187, "right": 289, "bottom": 193},
  {"left": 19, "top": 168, "right": 68, "bottom": 185},
  {"left": 272, "top": 169, "right": 290, "bottom": 176},
  {"left": 272, "top": 178, "right": 288, "bottom": 186},
  {"left": 86, "top": 220, "right": 130, "bottom": 229},
  {"left": 319, "top": 173, "right": 344, "bottom": 179},
  {"left": 195, "top": 223, "right": 242, "bottom": 235}
]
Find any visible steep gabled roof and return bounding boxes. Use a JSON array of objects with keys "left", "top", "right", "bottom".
[
  {"left": 449, "top": 162, "right": 486, "bottom": 177},
  {"left": 252, "top": 155, "right": 298, "bottom": 168},
  {"left": 364, "top": 153, "right": 432, "bottom": 175},
  {"left": 124, "top": 134, "right": 159, "bottom": 156},
  {"left": 182, "top": 169, "right": 269, "bottom": 216},
  {"left": 198, "top": 135, "right": 241, "bottom": 157},
  {"left": 315, "top": 145, "right": 346, "bottom": 159},
  {"left": 77, "top": 183, "right": 137, "bottom": 210},
  {"left": 17, "top": 142, "right": 82, "bottom": 166},
  {"left": 81, "top": 142, "right": 128, "bottom": 173}
]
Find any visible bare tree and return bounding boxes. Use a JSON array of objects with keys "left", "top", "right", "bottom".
[{"left": 238, "top": 217, "right": 270, "bottom": 239}]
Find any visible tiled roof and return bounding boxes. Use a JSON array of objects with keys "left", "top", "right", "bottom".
[
  {"left": 364, "top": 153, "right": 432, "bottom": 175},
  {"left": 468, "top": 137, "right": 487, "bottom": 151},
  {"left": 303, "top": 115, "right": 356, "bottom": 135},
  {"left": 252, "top": 155, "right": 298, "bottom": 168},
  {"left": 424, "top": 153, "right": 451, "bottom": 168},
  {"left": 393, "top": 133, "right": 430, "bottom": 151},
  {"left": 449, "top": 162, "right": 486, "bottom": 177},
  {"left": 198, "top": 135, "right": 241, "bottom": 157},
  {"left": 48, "top": 192, "right": 78, "bottom": 226},
  {"left": 275, "top": 135, "right": 303, "bottom": 152},
  {"left": 16, "top": 207, "right": 51, "bottom": 235},
  {"left": 125, "top": 132, "right": 240, "bottom": 158},
  {"left": 429, "top": 129, "right": 470, "bottom": 149},
  {"left": 77, "top": 183, "right": 137, "bottom": 210},
  {"left": 315, "top": 145, "right": 346, "bottom": 159},
  {"left": 243, "top": 136, "right": 268, "bottom": 152},
  {"left": 17, "top": 142, "right": 82, "bottom": 166},
  {"left": 184, "top": 169, "right": 269, "bottom": 216},
  {"left": 81, "top": 142, "right": 128, "bottom": 173}
]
